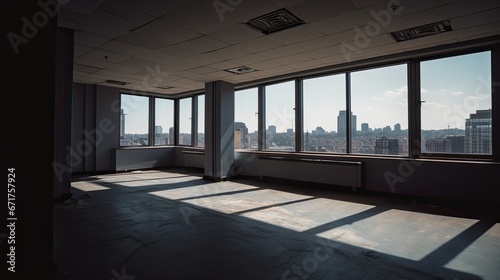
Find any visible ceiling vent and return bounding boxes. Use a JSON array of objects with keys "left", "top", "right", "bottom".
[
  {"left": 389, "top": 20, "right": 452, "bottom": 42},
  {"left": 154, "top": 86, "right": 174, "bottom": 90},
  {"left": 225, "top": 66, "right": 257, "bottom": 75},
  {"left": 243, "top": 8, "right": 305, "bottom": 35},
  {"left": 104, "top": 79, "right": 129, "bottom": 85}
]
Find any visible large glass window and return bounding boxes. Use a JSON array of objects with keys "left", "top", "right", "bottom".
[
  {"left": 421, "top": 51, "right": 491, "bottom": 155},
  {"left": 302, "top": 74, "right": 346, "bottom": 153},
  {"left": 264, "top": 81, "right": 295, "bottom": 150},
  {"left": 179, "top": 97, "right": 192, "bottom": 145},
  {"left": 120, "top": 94, "right": 149, "bottom": 146},
  {"left": 197, "top": 95, "right": 205, "bottom": 147},
  {"left": 351, "top": 64, "right": 408, "bottom": 155},
  {"left": 235, "top": 87, "right": 258, "bottom": 149},
  {"left": 154, "top": 98, "right": 174, "bottom": 146}
]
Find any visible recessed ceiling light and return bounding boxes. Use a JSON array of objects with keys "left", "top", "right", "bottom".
[
  {"left": 104, "top": 79, "right": 129, "bottom": 85},
  {"left": 243, "top": 8, "right": 305, "bottom": 35},
  {"left": 225, "top": 66, "right": 257, "bottom": 75},
  {"left": 389, "top": 20, "right": 452, "bottom": 42}
]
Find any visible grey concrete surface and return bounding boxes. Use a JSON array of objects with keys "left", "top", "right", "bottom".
[{"left": 54, "top": 168, "right": 500, "bottom": 280}]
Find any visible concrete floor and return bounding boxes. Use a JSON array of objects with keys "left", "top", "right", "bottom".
[{"left": 54, "top": 168, "right": 500, "bottom": 280}]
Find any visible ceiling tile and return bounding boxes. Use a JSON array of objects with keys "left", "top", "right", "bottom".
[
  {"left": 133, "top": 19, "right": 201, "bottom": 45},
  {"left": 189, "top": 66, "right": 219, "bottom": 74},
  {"left": 117, "top": 32, "right": 170, "bottom": 49},
  {"left": 235, "top": 37, "right": 285, "bottom": 53},
  {"left": 229, "top": 54, "right": 269, "bottom": 66},
  {"left": 209, "top": 23, "right": 264, "bottom": 45},
  {"left": 134, "top": 50, "right": 178, "bottom": 64},
  {"left": 155, "top": 45, "right": 199, "bottom": 58},
  {"left": 246, "top": 60, "right": 284, "bottom": 71},
  {"left": 385, "top": 7, "right": 449, "bottom": 32},
  {"left": 74, "top": 31, "right": 110, "bottom": 48},
  {"left": 311, "top": 10, "right": 373, "bottom": 36},
  {"left": 445, "top": 0, "right": 500, "bottom": 19},
  {"left": 258, "top": 46, "right": 302, "bottom": 59},
  {"left": 268, "top": 24, "right": 325, "bottom": 45},
  {"left": 455, "top": 22, "right": 500, "bottom": 40},
  {"left": 74, "top": 57, "right": 115, "bottom": 69},
  {"left": 451, "top": 8, "right": 500, "bottom": 30},
  {"left": 98, "top": 40, "right": 149, "bottom": 56},
  {"left": 288, "top": 35, "right": 339, "bottom": 52},
  {"left": 273, "top": 53, "right": 313, "bottom": 65},
  {"left": 177, "top": 36, "right": 228, "bottom": 53},
  {"left": 210, "top": 45, "right": 253, "bottom": 60},
  {"left": 74, "top": 44, "right": 93, "bottom": 58},
  {"left": 287, "top": 0, "right": 358, "bottom": 23},
  {"left": 208, "top": 61, "right": 242, "bottom": 71}
]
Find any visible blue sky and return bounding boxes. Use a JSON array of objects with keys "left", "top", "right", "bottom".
[{"left": 122, "top": 51, "right": 491, "bottom": 134}]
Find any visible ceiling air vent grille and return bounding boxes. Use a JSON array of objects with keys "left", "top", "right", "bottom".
[
  {"left": 104, "top": 79, "right": 129, "bottom": 85},
  {"left": 225, "top": 66, "right": 257, "bottom": 75},
  {"left": 243, "top": 8, "right": 305, "bottom": 35},
  {"left": 389, "top": 20, "right": 452, "bottom": 42}
]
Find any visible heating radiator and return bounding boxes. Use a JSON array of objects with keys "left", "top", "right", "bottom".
[
  {"left": 258, "top": 156, "right": 363, "bottom": 190},
  {"left": 182, "top": 150, "right": 204, "bottom": 168}
]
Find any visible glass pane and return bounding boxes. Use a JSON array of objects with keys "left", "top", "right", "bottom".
[
  {"left": 235, "top": 87, "right": 258, "bottom": 149},
  {"left": 421, "top": 51, "right": 491, "bottom": 154},
  {"left": 351, "top": 64, "right": 408, "bottom": 155},
  {"left": 197, "top": 95, "right": 205, "bottom": 147},
  {"left": 179, "top": 97, "right": 192, "bottom": 145},
  {"left": 302, "top": 74, "right": 346, "bottom": 152},
  {"left": 154, "top": 98, "right": 174, "bottom": 146},
  {"left": 120, "top": 94, "right": 149, "bottom": 146},
  {"left": 265, "top": 81, "right": 295, "bottom": 150}
]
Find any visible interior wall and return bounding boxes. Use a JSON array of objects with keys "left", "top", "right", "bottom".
[{"left": 235, "top": 151, "right": 500, "bottom": 204}]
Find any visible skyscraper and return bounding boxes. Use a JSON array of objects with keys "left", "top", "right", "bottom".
[
  {"left": 361, "top": 123, "right": 369, "bottom": 132},
  {"left": 120, "top": 109, "right": 126, "bottom": 139},
  {"left": 394, "top": 123, "right": 401, "bottom": 132},
  {"left": 168, "top": 127, "right": 175, "bottom": 145},
  {"left": 337, "top": 110, "right": 356, "bottom": 137},
  {"left": 465, "top": 109, "right": 492, "bottom": 154}
]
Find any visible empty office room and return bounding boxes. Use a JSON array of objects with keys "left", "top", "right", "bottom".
[{"left": 3, "top": 0, "right": 500, "bottom": 279}]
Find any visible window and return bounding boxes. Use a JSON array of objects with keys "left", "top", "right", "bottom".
[
  {"left": 351, "top": 64, "right": 408, "bottom": 155},
  {"left": 235, "top": 87, "right": 258, "bottom": 149},
  {"left": 197, "top": 95, "right": 205, "bottom": 147},
  {"left": 264, "top": 81, "right": 295, "bottom": 150},
  {"left": 120, "top": 94, "right": 149, "bottom": 146},
  {"left": 154, "top": 98, "right": 174, "bottom": 146},
  {"left": 421, "top": 51, "right": 491, "bottom": 155},
  {"left": 302, "top": 74, "right": 346, "bottom": 153},
  {"left": 179, "top": 97, "right": 192, "bottom": 145}
]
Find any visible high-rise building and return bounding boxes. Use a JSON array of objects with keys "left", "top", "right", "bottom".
[
  {"left": 168, "top": 127, "right": 175, "bottom": 145},
  {"left": 312, "top": 126, "right": 325, "bottom": 135},
  {"left": 268, "top": 125, "right": 276, "bottom": 134},
  {"left": 361, "top": 123, "right": 369, "bottom": 132},
  {"left": 120, "top": 109, "right": 126, "bottom": 139},
  {"left": 465, "top": 109, "right": 492, "bottom": 154},
  {"left": 394, "top": 123, "right": 401, "bottom": 132},
  {"left": 155, "top": 125, "right": 163, "bottom": 134},
  {"left": 234, "top": 122, "right": 248, "bottom": 148},
  {"left": 234, "top": 130, "right": 242, "bottom": 149},
  {"left": 383, "top": 126, "right": 391, "bottom": 132},
  {"left": 337, "top": 110, "right": 356, "bottom": 137},
  {"left": 375, "top": 136, "right": 399, "bottom": 155}
]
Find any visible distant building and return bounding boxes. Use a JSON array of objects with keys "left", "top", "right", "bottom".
[
  {"left": 168, "top": 127, "right": 175, "bottom": 145},
  {"left": 383, "top": 126, "right": 391, "bottom": 132},
  {"left": 120, "top": 109, "right": 126, "bottom": 138},
  {"left": 267, "top": 125, "right": 276, "bottom": 134},
  {"left": 234, "top": 130, "right": 242, "bottom": 149},
  {"left": 287, "top": 128, "right": 294, "bottom": 134},
  {"left": 312, "top": 126, "right": 325, "bottom": 135},
  {"left": 304, "top": 131, "right": 310, "bottom": 151},
  {"left": 375, "top": 136, "right": 399, "bottom": 155},
  {"left": 465, "top": 109, "right": 492, "bottom": 154},
  {"left": 394, "top": 123, "right": 401, "bottom": 132},
  {"left": 337, "top": 110, "right": 356, "bottom": 137},
  {"left": 425, "top": 135, "right": 465, "bottom": 153},
  {"left": 235, "top": 122, "right": 249, "bottom": 148},
  {"left": 155, "top": 125, "right": 163, "bottom": 134},
  {"left": 361, "top": 123, "right": 369, "bottom": 132}
]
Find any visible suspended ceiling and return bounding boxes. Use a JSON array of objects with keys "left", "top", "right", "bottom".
[{"left": 58, "top": 0, "right": 500, "bottom": 96}]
